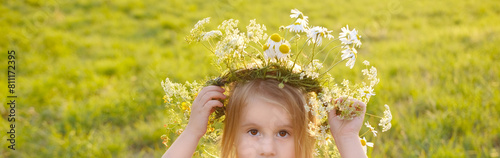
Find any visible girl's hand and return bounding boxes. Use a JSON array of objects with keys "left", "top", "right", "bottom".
[
  {"left": 328, "top": 98, "right": 368, "bottom": 158},
  {"left": 328, "top": 98, "right": 366, "bottom": 139},
  {"left": 162, "top": 86, "right": 226, "bottom": 158},
  {"left": 185, "top": 86, "right": 226, "bottom": 138}
]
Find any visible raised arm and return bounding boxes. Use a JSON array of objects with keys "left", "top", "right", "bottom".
[
  {"left": 162, "top": 86, "right": 226, "bottom": 158},
  {"left": 328, "top": 98, "right": 367, "bottom": 158}
]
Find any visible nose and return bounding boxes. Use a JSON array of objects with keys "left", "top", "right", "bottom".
[{"left": 259, "top": 136, "right": 276, "bottom": 157}]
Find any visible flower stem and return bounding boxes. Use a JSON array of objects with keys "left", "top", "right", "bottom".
[
  {"left": 290, "top": 38, "right": 310, "bottom": 72},
  {"left": 365, "top": 113, "right": 383, "bottom": 119},
  {"left": 359, "top": 129, "right": 370, "bottom": 137},
  {"left": 319, "top": 58, "right": 346, "bottom": 77},
  {"left": 310, "top": 36, "right": 319, "bottom": 64},
  {"left": 201, "top": 43, "right": 215, "bottom": 54}
]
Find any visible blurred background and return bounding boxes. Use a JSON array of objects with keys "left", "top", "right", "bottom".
[{"left": 1, "top": 0, "right": 499, "bottom": 157}]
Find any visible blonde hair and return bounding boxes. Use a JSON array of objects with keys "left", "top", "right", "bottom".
[{"left": 221, "top": 79, "right": 316, "bottom": 158}]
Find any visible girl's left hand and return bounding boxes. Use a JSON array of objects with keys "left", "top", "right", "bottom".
[{"left": 327, "top": 98, "right": 366, "bottom": 139}]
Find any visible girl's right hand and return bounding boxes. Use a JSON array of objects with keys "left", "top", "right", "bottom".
[{"left": 185, "top": 86, "right": 226, "bottom": 138}]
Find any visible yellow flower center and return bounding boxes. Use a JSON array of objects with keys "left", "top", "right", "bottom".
[
  {"left": 294, "top": 22, "right": 301, "bottom": 25},
  {"left": 263, "top": 44, "right": 270, "bottom": 51},
  {"left": 279, "top": 44, "right": 290, "bottom": 54},
  {"left": 360, "top": 139, "right": 367, "bottom": 146},
  {"left": 270, "top": 33, "right": 281, "bottom": 42}
]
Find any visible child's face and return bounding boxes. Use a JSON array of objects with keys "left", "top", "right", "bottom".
[{"left": 236, "top": 97, "right": 295, "bottom": 158}]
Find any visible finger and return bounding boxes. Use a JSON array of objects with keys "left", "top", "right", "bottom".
[
  {"left": 354, "top": 100, "right": 367, "bottom": 112},
  {"left": 330, "top": 98, "right": 344, "bottom": 118},
  {"left": 203, "top": 100, "right": 224, "bottom": 114},
  {"left": 199, "top": 91, "right": 226, "bottom": 106},
  {"left": 351, "top": 100, "right": 366, "bottom": 121},
  {"left": 194, "top": 86, "right": 225, "bottom": 103}
]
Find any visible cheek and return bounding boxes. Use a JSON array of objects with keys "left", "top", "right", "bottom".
[
  {"left": 278, "top": 138, "right": 295, "bottom": 157},
  {"left": 236, "top": 135, "right": 259, "bottom": 158}
]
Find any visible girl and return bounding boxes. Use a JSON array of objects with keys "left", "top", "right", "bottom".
[{"left": 162, "top": 79, "right": 367, "bottom": 158}]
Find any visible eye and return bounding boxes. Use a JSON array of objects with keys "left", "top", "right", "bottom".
[
  {"left": 247, "top": 129, "right": 260, "bottom": 136},
  {"left": 277, "top": 130, "right": 289, "bottom": 138}
]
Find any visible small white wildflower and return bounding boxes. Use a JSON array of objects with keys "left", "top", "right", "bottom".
[
  {"left": 186, "top": 17, "right": 211, "bottom": 43},
  {"left": 214, "top": 32, "right": 248, "bottom": 63},
  {"left": 161, "top": 78, "right": 175, "bottom": 102},
  {"left": 341, "top": 79, "right": 350, "bottom": 87},
  {"left": 363, "top": 60, "right": 370, "bottom": 66},
  {"left": 218, "top": 19, "right": 239, "bottom": 35},
  {"left": 287, "top": 60, "right": 303, "bottom": 73},
  {"left": 246, "top": 19, "right": 267, "bottom": 42},
  {"left": 379, "top": 104, "right": 393, "bottom": 132},
  {"left": 201, "top": 30, "right": 222, "bottom": 41},
  {"left": 246, "top": 59, "right": 264, "bottom": 69},
  {"left": 161, "top": 78, "right": 191, "bottom": 102},
  {"left": 314, "top": 148, "right": 320, "bottom": 156},
  {"left": 368, "top": 66, "right": 380, "bottom": 86},
  {"left": 185, "top": 80, "right": 202, "bottom": 95},
  {"left": 364, "top": 121, "right": 378, "bottom": 137},
  {"left": 318, "top": 89, "right": 333, "bottom": 106},
  {"left": 194, "top": 17, "right": 210, "bottom": 30},
  {"left": 317, "top": 125, "right": 332, "bottom": 146},
  {"left": 304, "top": 104, "right": 311, "bottom": 112},
  {"left": 307, "top": 26, "right": 334, "bottom": 46},
  {"left": 299, "top": 72, "right": 306, "bottom": 79},
  {"left": 303, "top": 59, "right": 323, "bottom": 79},
  {"left": 307, "top": 121, "right": 318, "bottom": 136}
]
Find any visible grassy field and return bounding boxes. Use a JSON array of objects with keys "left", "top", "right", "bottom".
[{"left": 1, "top": 0, "right": 499, "bottom": 157}]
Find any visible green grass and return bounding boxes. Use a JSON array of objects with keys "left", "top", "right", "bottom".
[{"left": 1, "top": 0, "right": 499, "bottom": 157}]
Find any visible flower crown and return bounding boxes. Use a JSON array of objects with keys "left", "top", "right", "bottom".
[{"left": 161, "top": 9, "right": 392, "bottom": 156}]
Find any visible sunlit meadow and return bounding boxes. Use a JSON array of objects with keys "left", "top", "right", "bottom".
[{"left": 1, "top": 0, "right": 499, "bottom": 157}]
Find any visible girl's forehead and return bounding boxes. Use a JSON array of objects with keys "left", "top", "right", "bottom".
[{"left": 240, "top": 98, "right": 292, "bottom": 126}]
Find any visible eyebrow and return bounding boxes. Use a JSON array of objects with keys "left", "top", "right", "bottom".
[{"left": 240, "top": 122, "right": 293, "bottom": 129}]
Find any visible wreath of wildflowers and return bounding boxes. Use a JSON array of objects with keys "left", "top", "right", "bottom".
[{"left": 161, "top": 9, "right": 392, "bottom": 157}]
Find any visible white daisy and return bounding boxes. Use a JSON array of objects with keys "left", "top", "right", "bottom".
[
  {"left": 339, "top": 25, "right": 362, "bottom": 48},
  {"left": 359, "top": 86, "right": 376, "bottom": 98},
  {"left": 267, "top": 33, "right": 283, "bottom": 49},
  {"left": 347, "top": 28, "right": 362, "bottom": 48},
  {"left": 364, "top": 121, "right": 378, "bottom": 137},
  {"left": 275, "top": 40, "right": 291, "bottom": 60},
  {"left": 263, "top": 33, "right": 290, "bottom": 60},
  {"left": 360, "top": 137, "right": 374, "bottom": 154},
  {"left": 307, "top": 26, "right": 334, "bottom": 46},
  {"left": 290, "top": 9, "right": 308, "bottom": 20},
  {"left": 286, "top": 18, "right": 309, "bottom": 33},
  {"left": 341, "top": 46, "right": 357, "bottom": 69},
  {"left": 263, "top": 43, "right": 274, "bottom": 60}
]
